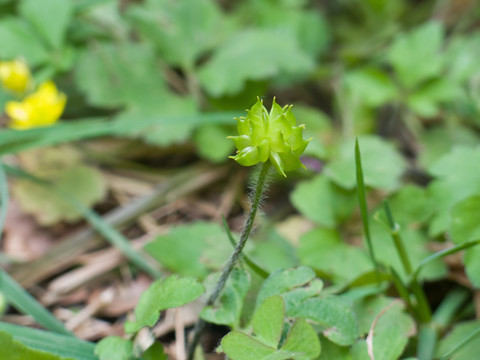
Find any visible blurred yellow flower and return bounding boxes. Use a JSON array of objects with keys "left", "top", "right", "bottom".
[
  {"left": 6, "top": 81, "right": 67, "bottom": 130},
  {"left": 0, "top": 59, "right": 32, "bottom": 93}
]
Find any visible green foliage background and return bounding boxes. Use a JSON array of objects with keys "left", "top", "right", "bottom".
[{"left": 1, "top": 0, "right": 480, "bottom": 359}]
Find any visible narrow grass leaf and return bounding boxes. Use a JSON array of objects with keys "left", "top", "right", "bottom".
[
  {"left": 0, "top": 112, "right": 238, "bottom": 156},
  {"left": 62, "top": 193, "right": 162, "bottom": 279},
  {"left": 412, "top": 240, "right": 480, "bottom": 282},
  {"left": 355, "top": 139, "right": 379, "bottom": 274},
  {"left": 4, "top": 165, "right": 162, "bottom": 279},
  {"left": 0, "top": 270, "right": 71, "bottom": 336},
  {"left": 0, "top": 321, "right": 96, "bottom": 360},
  {"left": 433, "top": 289, "right": 469, "bottom": 328},
  {"left": 0, "top": 162, "right": 8, "bottom": 237}
]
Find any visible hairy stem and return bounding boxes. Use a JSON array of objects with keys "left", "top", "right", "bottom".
[{"left": 187, "top": 162, "right": 270, "bottom": 360}]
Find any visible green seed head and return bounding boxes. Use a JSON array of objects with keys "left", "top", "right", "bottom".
[{"left": 229, "top": 97, "right": 310, "bottom": 177}]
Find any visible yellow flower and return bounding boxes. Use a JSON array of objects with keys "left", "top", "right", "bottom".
[
  {"left": 0, "top": 59, "right": 32, "bottom": 93},
  {"left": 6, "top": 81, "right": 67, "bottom": 130}
]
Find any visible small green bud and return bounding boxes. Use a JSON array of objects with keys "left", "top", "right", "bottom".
[{"left": 229, "top": 97, "right": 310, "bottom": 177}]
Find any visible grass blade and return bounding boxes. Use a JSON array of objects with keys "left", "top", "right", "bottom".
[
  {"left": 418, "top": 323, "right": 437, "bottom": 360},
  {"left": 412, "top": 239, "right": 480, "bottom": 283},
  {"left": 355, "top": 138, "right": 379, "bottom": 275},
  {"left": 433, "top": 289, "right": 469, "bottom": 328},
  {"left": 0, "top": 270, "right": 72, "bottom": 336},
  {"left": 0, "top": 162, "right": 8, "bottom": 238},
  {"left": 439, "top": 325, "right": 480, "bottom": 360},
  {"left": 0, "top": 321, "right": 96, "bottom": 360},
  {"left": 0, "top": 112, "right": 238, "bottom": 156},
  {"left": 4, "top": 165, "right": 162, "bottom": 279}
]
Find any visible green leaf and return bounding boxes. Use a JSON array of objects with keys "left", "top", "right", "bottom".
[
  {"left": 193, "top": 124, "right": 234, "bottom": 163},
  {"left": 247, "top": 229, "right": 298, "bottom": 273},
  {"left": 281, "top": 318, "right": 321, "bottom": 358},
  {"left": 325, "top": 135, "right": 406, "bottom": 191},
  {"left": 353, "top": 295, "right": 392, "bottom": 336},
  {"left": 290, "top": 296, "right": 358, "bottom": 346},
  {"left": 222, "top": 294, "right": 320, "bottom": 360},
  {"left": 256, "top": 266, "right": 316, "bottom": 309},
  {"left": 370, "top": 223, "right": 446, "bottom": 282},
  {"left": 0, "top": 331, "right": 73, "bottom": 360},
  {"left": 445, "top": 34, "right": 480, "bottom": 83},
  {"left": 145, "top": 222, "right": 230, "bottom": 279},
  {"left": 19, "top": 0, "right": 73, "bottom": 49},
  {"left": 127, "top": 0, "right": 222, "bottom": 68},
  {"left": 317, "top": 335, "right": 353, "bottom": 360},
  {"left": 418, "top": 125, "right": 480, "bottom": 169},
  {"left": 0, "top": 17, "right": 49, "bottom": 66},
  {"left": 222, "top": 331, "right": 276, "bottom": 360},
  {"left": 240, "top": 1, "right": 329, "bottom": 59},
  {"left": 142, "top": 342, "right": 167, "bottom": 360},
  {"left": 368, "top": 301, "right": 415, "bottom": 360},
  {"left": 298, "top": 229, "right": 371, "bottom": 284},
  {"left": 407, "top": 78, "right": 462, "bottom": 117},
  {"left": 125, "top": 275, "right": 204, "bottom": 334},
  {"left": 374, "top": 185, "right": 435, "bottom": 227},
  {"left": 112, "top": 100, "right": 197, "bottom": 147},
  {"left": 198, "top": 28, "right": 314, "bottom": 97},
  {"left": 252, "top": 295, "right": 285, "bottom": 348},
  {"left": 0, "top": 270, "right": 71, "bottom": 336},
  {"left": 344, "top": 67, "right": 398, "bottom": 107},
  {"left": 74, "top": 42, "right": 164, "bottom": 108},
  {"left": 427, "top": 146, "right": 480, "bottom": 236},
  {"left": 12, "top": 147, "right": 106, "bottom": 225},
  {"left": 388, "top": 21, "right": 444, "bottom": 88},
  {"left": 436, "top": 321, "right": 480, "bottom": 360},
  {"left": 449, "top": 195, "right": 480, "bottom": 287},
  {"left": 290, "top": 174, "right": 357, "bottom": 228},
  {"left": 95, "top": 336, "right": 134, "bottom": 360},
  {"left": 0, "top": 112, "right": 236, "bottom": 156},
  {"left": 200, "top": 268, "right": 251, "bottom": 329},
  {"left": 0, "top": 321, "right": 95, "bottom": 360}
]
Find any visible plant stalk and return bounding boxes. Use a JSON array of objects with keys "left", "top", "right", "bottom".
[{"left": 187, "top": 162, "right": 270, "bottom": 360}]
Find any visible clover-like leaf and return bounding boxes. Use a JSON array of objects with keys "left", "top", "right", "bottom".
[
  {"left": 252, "top": 295, "right": 285, "bottom": 348},
  {"left": 125, "top": 275, "right": 204, "bottom": 334},
  {"left": 221, "top": 295, "right": 320, "bottom": 360}
]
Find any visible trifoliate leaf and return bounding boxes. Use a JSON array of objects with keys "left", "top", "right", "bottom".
[
  {"left": 289, "top": 296, "right": 358, "bottom": 346},
  {"left": 252, "top": 295, "right": 285, "bottom": 348}
]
